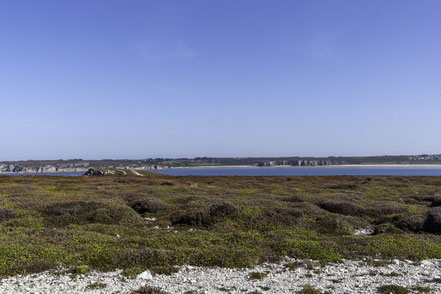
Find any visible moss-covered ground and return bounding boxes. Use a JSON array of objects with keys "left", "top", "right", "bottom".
[{"left": 0, "top": 173, "right": 440, "bottom": 277}]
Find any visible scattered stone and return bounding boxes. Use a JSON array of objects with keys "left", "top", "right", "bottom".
[{"left": 1, "top": 258, "right": 441, "bottom": 293}]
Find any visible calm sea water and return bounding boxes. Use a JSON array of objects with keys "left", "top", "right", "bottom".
[{"left": 154, "top": 166, "right": 441, "bottom": 176}]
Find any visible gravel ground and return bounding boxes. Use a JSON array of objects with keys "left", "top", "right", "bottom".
[{"left": 1, "top": 258, "right": 441, "bottom": 293}]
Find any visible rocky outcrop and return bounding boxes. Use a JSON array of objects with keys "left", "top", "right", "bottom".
[
  {"left": 292, "top": 160, "right": 332, "bottom": 166},
  {"left": 256, "top": 160, "right": 332, "bottom": 167},
  {"left": 84, "top": 168, "right": 107, "bottom": 176},
  {"left": 0, "top": 164, "right": 88, "bottom": 173},
  {"left": 0, "top": 161, "right": 164, "bottom": 173},
  {"left": 83, "top": 168, "right": 147, "bottom": 176}
]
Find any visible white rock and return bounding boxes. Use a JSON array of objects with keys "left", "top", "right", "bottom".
[
  {"left": 421, "top": 260, "right": 434, "bottom": 266},
  {"left": 137, "top": 270, "right": 153, "bottom": 280}
]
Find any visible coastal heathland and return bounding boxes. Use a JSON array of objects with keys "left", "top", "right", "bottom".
[{"left": 0, "top": 172, "right": 440, "bottom": 278}]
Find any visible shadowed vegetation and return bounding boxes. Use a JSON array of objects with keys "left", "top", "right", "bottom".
[
  {"left": 0, "top": 174, "right": 440, "bottom": 277},
  {"left": 377, "top": 285, "right": 410, "bottom": 294}
]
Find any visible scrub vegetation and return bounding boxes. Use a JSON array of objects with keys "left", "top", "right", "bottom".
[{"left": 0, "top": 172, "right": 441, "bottom": 277}]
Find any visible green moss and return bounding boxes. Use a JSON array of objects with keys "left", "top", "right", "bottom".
[
  {"left": 249, "top": 272, "right": 268, "bottom": 280},
  {"left": 74, "top": 265, "right": 90, "bottom": 274}
]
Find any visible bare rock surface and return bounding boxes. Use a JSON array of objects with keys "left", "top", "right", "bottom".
[{"left": 0, "top": 258, "right": 441, "bottom": 293}]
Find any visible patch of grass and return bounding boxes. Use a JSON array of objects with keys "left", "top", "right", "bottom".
[
  {"left": 149, "top": 266, "right": 179, "bottom": 276},
  {"left": 291, "top": 240, "right": 342, "bottom": 262},
  {"left": 249, "top": 271, "right": 268, "bottom": 280},
  {"left": 75, "top": 265, "right": 90, "bottom": 274},
  {"left": 296, "top": 285, "right": 323, "bottom": 294},
  {"left": 132, "top": 285, "right": 170, "bottom": 294},
  {"left": 122, "top": 267, "right": 145, "bottom": 279},
  {"left": 285, "top": 262, "right": 301, "bottom": 270},
  {"left": 86, "top": 282, "right": 107, "bottom": 290}
]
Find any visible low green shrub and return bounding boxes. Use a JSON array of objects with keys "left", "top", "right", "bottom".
[
  {"left": 377, "top": 285, "right": 409, "bottom": 294},
  {"left": 0, "top": 208, "right": 15, "bottom": 222},
  {"left": 317, "top": 200, "right": 365, "bottom": 217},
  {"left": 424, "top": 207, "right": 441, "bottom": 233},
  {"left": 266, "top": 207, "right": 304, "bottom": 226},
  {"left": 126, "top": 195, "right": 170, "bottom": 214},
  {"left": 43, "top": 201, "right": 143, "bottom": 226},
  {"left": 392, "top": 213, "right": 425, "bottom": 232},
  {"left": 171, "top": 202, "right": 237, "bottom": 226},
  {"left": 132, "top": 285, "right": 170, "bottom": 294},
  {"left": 315, "top": 215, "right": 354, "bottom": 235},
  {"left": 249, "top": 271, "right": 268, "bottom": 280}
]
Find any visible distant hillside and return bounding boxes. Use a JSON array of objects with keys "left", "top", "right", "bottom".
[{"left": 1, "top": 154, "right": 441, "bottom": 173}]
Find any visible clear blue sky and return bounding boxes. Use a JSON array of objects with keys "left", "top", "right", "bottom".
[{"left": 1, "top": 0, "right": 440, "bottom": 160}]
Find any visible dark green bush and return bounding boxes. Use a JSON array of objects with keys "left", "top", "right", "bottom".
[
  {"left": 160, "top": 182, "right": 175, "bottom": 186},
  {"left": 392, "top": 214, "right": 425, "bottom": 232},
  {"left": 373, "top": 223, "right": 402, "bottom": 235},
  {"left": 0, "top": 208, "right": 15, "bottom": 222},
  {"left": 43, "top": 201, "right": 143, "bottom": 226},
  {"left": 126, "top": 196, "right": 169, "bottom": 214},
  {"left": 424, "top": 207, "right": 441, "bottom": 233},
  {"left": 315, "top": 215, "right": 354, "bottom": 235},
  {"left": 171, "top": 202, "right": 237, "bottom": 226},
  {"left": 430, "top": 197, "right": 441, "bottom": 207}
]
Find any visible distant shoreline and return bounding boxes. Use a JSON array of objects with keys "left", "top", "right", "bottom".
[
  {"left": 2, "top": 163, "right": 441, "bottom": 174},
  {"left": 168, "top": 164, "right": 441, "bottom": 169}
]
